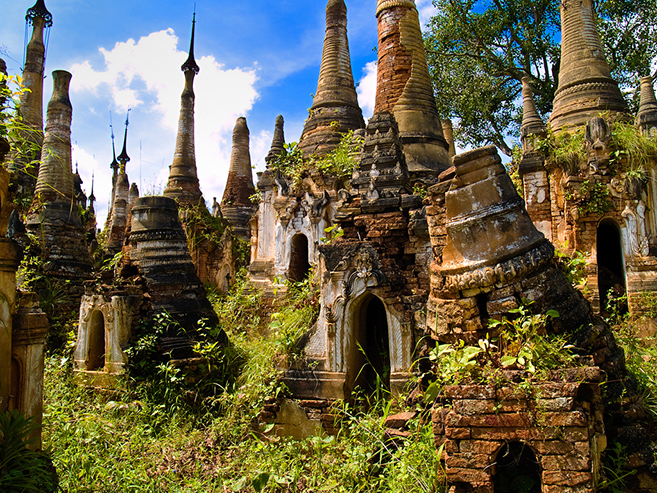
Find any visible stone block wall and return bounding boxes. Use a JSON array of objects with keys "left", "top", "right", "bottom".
[{"left": 432, "top": 373, "right": 605, "bottom": 493}]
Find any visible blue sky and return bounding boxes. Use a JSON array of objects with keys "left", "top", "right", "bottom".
[{"left": 0, "top": 0, "right": 437, "bottom": 224}]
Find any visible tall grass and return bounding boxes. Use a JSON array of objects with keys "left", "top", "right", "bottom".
[{"left": 42, "top": 272, "right": 446, "bottom": 492}]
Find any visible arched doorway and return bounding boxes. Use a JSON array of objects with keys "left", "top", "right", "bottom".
[
  {"left": 288, "top": 234, "right": 310, "bottom": 282},
  {"left": 351, "top": 295, "right": 390, "bottom": 395},
  {"left": 494, "top": 442, "right": 541, "bottom": 493},
  {"left": 597, "top": 219, "right": 627, "bottom": 316},
  {"left": 9, "top": 357, "right": 21, "bottom": 411},
  {"left": 87, "top": 311, "right": 106, "bottom": 371}
]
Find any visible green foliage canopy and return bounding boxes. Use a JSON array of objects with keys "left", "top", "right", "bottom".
[{"left": 425, "top": 0, "right": 657, "bottom": 156}]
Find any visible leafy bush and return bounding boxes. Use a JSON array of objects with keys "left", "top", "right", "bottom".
[{"left": 0, "top": 410, "right": 58, "bottom": 493}]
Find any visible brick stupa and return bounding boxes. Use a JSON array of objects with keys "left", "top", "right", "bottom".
[{"left": 298, "top": 0, "right": 364, "bottom": 158}]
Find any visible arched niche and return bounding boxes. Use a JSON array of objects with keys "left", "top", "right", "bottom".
[
  {"left": 597, "top": 218, "right": 627, "bottom": 315},
  {"left": 87, "top": 310, "right": 106, "bottom": 371},
  {"left": 9, "top": 356, "right": 21, "bottom": 411},
  {"left": 348, "top": 294, "right": 390, "bottom": 394},
  {"left": 288, "top": 233, "right": 310, "bottom": 282},
  {"left": 493, "top": 442, "right": 541, "bottom": 493}
]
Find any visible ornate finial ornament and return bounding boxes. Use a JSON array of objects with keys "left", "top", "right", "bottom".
[
  {"left": 117, "top": 110, "right": 131, "bottom": 168},
  {"left": 26, "top": 0, "right": 53, "bottom": 27},
  {"left": 181, "top": 12, "right": 200, "bottom": 74}
]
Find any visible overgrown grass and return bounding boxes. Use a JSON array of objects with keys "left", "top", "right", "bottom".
[{"left": 42, "top": 272, "right": 446, "bottom": 492}]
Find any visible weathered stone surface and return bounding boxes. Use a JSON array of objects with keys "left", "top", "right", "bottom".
[
  {"left": 221, "top": 117, "right": 256, "bottom": 239},
  {"left": 25, "top": 71, "right": 92, "bottom": 291},
  {"left": 163, "top": 15, "right": 203, "bottom": 206},
  {"left": 374, "top": 0, "right": 450, "bottom": 176},
  {"left": 637, "top": 76, "right": 657, "bottom": 136},
  {"left": 549, "top": 0, "right": 628, "bottom": 130},
  {"left": 298, "top": 0, "right": 364, "bottom": 158}
]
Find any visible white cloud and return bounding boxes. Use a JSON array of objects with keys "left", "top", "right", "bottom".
[
  {"left": 416, "top": 0, "right": 437, "bottom": 28},
  {"left": 68, "top": 28, "right": 260, "bottom": 225},
  {"left": 357, "top": 61, "right": 377, "bottom": 120}
]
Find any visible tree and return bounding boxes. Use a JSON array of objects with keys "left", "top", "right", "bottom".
[{"left": 425, "top": 0, "right": 657, "bottom": 156}]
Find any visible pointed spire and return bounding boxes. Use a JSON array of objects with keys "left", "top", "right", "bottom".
[
  {"left": 110, "top": 116, "right": 119, "bottom": 172},
  {"left": 117, "top": 111, "right": 130, "bottom": 171},
  {"left": 26, "top": 0, "right": 53, "bottom": 27},
  {"left": 11, "top": 0, "right": 51, "bottom": 186},
  {"left": 221, "top": 117, "right": 256, "bottom": 238},
  {"left": 521, "top": 77, "right": 547, "bottom": 149},
  {"left": 298, "top": 0, "right": 364, "bottom": 158},
  {"left": 181, "top": 12, "right": 200, "bottom": 74},
  {"left": 163, "top": 13, "right": 203, "bottom": 206},
  {"left": 549, "top": 0, "right": 628, "bottom": 130},
  {"left": 265, "top": 115, "right": 286, "bottom": 168},
  {"left": 637, "top": 77, "right": 657, "bottom": 136},
  {"left": 374, "top": 0, "right": 450, "bottom": 176},
  {"left": 519, "top": 77, "right": 548, "bottom": 176},
  {"left": 33, "top": 70, "right": 75, "bottom": 204},
  {"left": 89, "top": 173, "right": 96, "bottom": 204}
]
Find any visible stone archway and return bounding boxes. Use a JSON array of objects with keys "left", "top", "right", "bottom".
[
  {"left": 348, "top": 293, "right": 390, "bottom": 395},
  {"left": 493, "top": 442, "right": 541, "bottom": 493},
  {"left": 597, "top": 219, "right": 627, "bottom": 315},
  {"left": 87, "top": 310, "right": 106, "bottom": 371},
  {"left": 288, "top": 233, "right": 310, "bottom": 282}
]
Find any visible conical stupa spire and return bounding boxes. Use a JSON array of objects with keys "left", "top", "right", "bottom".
[
  {"left": 549, "top": 0, "right": 628, "bottom": 130},
  {"left": 265, "top": 115, "right": 286, "bottom": 168},
  {"left": 637, "top": 77, "right": 657, "bottom": 136},
  {"left": 33, "top": 71, "right": 75, "bottom": 204},
  {"left": 520, "top": 77, "right": 547, "bottom": 151},
  {"left": 26, "top": 69, "right": 92, "bottom": 283},
  {"left": 163, "top": 13, "right": 203, "bottom": 205},
  {"left": 11, "top": 0, "right": 53, "bottom": 186},
  {"left": 117, "top": 111, "right": 130, "bottom": 171},
  {"left": 374, "top": 0, "right": 450, "bottom": 176},
  {"left": 221, "top": 117, "right": 256, "bottom": 238},
  {"left": 298, "top": 0, "right": 364, "bottom": 158}
]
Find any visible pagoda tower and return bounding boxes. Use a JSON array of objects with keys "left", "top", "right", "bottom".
[
  {"left": 26, "top": 70, "right": 92, "bottom": 281},
  {"left": 549, "top": 0, "right": 628, "bottom": 131},
  {"left": 11, "top": 0, "right": 53, "bottom": 189},
  {"left": 265, "top": 115, "right": 286, "bottom": 168},
  {"left": 374, "top": 0, "right": 450, "bottom": 177},
  {"left": 163, "top": 13, "right": 203, "bottom": 205},
  {"left": 636, "top": 77, "right": 657, "bottom": 136},
  {"left": 298, "top": 0, "right": 364, "bottom": 158},
  {"left": 106, "top": 115, "right": 132, "bottom": 254},
  {"left": 221, "top": 117, "right": 256, "bottom": 238}
]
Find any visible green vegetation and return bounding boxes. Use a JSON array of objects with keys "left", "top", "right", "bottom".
[
  {"left": 272, "top": 131, "right": 363, "bottom": 191},
  {"left": 35, "top": 271, "right": 445, "bottom": 492},
  {"left": 0, "top": 411, "right": 58, "bottom": 493},
  {"left": 425, "top": 0, "right": 657, "bottom": 155}
]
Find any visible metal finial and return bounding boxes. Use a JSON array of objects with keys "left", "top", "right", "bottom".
[
  {"left": 117, "top": 109, "right": 131, "bottom": 166},
  {"left": 181, "top": 10, "right": 200, "bottom": 74},
  {"left": 26, "top": 0, "right": 53, "bottom": 28}
]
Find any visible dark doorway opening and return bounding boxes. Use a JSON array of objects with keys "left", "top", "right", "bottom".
[
  {"left": 288, "top": 234, "right": 310, "bottom": 282},
  {"left": 597, "top": 220, "right": 628, "bottom": 316},
  {"left": 353, "top": 295, "right": 390, "bottom": 394},
  {"left": 494, "top": 442, "right": 541, "bottom": 493},
  {"left": 87, "top": 311, "right": 106, "bottom": 371}
]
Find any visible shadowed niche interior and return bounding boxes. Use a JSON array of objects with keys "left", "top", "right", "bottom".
[
  {"left": 87, "top": 310, "right": 106, "bottom": 371},
  {"left": 288, "top": 233, "right": 310, "bottom": 282},
  {"left": 597, "top": 219, "right": 627, "bottom": 315},
  {"left": 353, "top": 294, "right": 390, "bottom": 394},
  {"left": 493, "top": 442, "right": 541, "bottom": 493}
]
